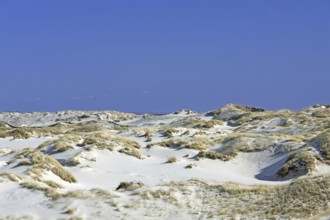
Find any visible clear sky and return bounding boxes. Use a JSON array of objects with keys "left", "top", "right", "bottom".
[{"left": 0, "top": 1, "right": 329, "bottom": 113}]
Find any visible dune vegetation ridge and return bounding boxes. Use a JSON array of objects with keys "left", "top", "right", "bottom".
[{"left": 0, "top": 104, "right": 330, "bottom": 219}]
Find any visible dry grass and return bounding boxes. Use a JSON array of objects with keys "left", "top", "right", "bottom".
[
  {"left": 70, "top": 121, "right": 105, "bottom": 133},
  {"left": 166, "top": 157, "right": 179, "bottom": 164},
  {"left": 118, "top": 147, "right": 143, "bottom": 159},
  {"left": 227, "top": 113, "right": 253, "bottom": 126},
  {"left": 63, "top": 190, "right": 86, "bottom": 199},
  {"left": 311, "top": 109, "right": 330, "bottom": 118},
  {"left": 192, "top": 130, "right": 206, "bottom": 136},
  {"left": 184, "top": 164, "right": 197, "bottom": 169},
  {"left": 14, "top": 151, "right": 77, "bottom": 183},
  {"left": 196, "top": 151, "right": 232, "bottom": 161},
  {"left": 0, "top": 123, "right": 75, "bottom": 139},
  {"left": 206, "top": 104, "right": 265, "bottom": 120},
  {"left": 43, "top": 180, "right": 63, "bottom": 189},
  {"left": 0, "top": 128, "right": 31, "bottom": 139},
  {"left": 162, "top": 128, "right": 178, "bottom": 138},
  {"left": 116, "top": 181, "right": 144, "bottom": 191},
  {"left": 63, "top": 208, "right": 76, "bottom": 215},
  {"left": 38, "top": 135, "right": 80, "bottom": 153},
  {"left": 312, "top": 130, "right": 330, "bottom": 163},
  {"left": 143, "top": 129, "right": 153, "bottom": 142},
  {"left": 0, "top": 148, "right": 15, "bottom": 156},
  {"left": 19, "top": 181, "right": 62, "bottom": 200},
  {"left": 192, "top": 119, "right": 223, "bottom": 129},
  {"left": 0, "top": 172, "right": 23, "bottom": 182},
  {"left": 180, "top": 130, "right": 190, "bottom": 136},
  {"left": 216, "top": 134, "right": 276, "bottom": 157},
  {"left": 79, "top": 131, "right": 142, "bottom": 159},
  {"left": 66, "top": 157, "right": 81, "bottom": 166},
  {"left": 277, "top": 151, "right": 317, "bottom": 177},
  {"left": 170, "top": 117, "right": 223, "bottom": 129},
  {"left": 132, "top": 176, "right": 330, "bottom": 219},
  {"left": 147, "top": 136, "right": 217, "bottom": 151},
  {"left": 169, "top": 116, "right": 202, "bottom": 127},
  {"left": 15, "top": 160, "right": 33, "bottom": 167},
  {"left": 0, "top": 215, "right": 34, "bottom": 220},
  {"left": 81, "top": 132, "right": 140, "bottom": 152},
  {"left": 9, "top": 148, "right": 35, "bottom": 161},
  {"left": 138, "top": 188, "right": 179, "bottom": 206}
]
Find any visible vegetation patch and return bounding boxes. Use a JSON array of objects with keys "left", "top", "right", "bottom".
[
  {"left": 147, "top": 137, "right": 217, "bottom": 151},
  {"left": 192, "top": 119, "right": 223, "bottom": 129},
  {"left": 66, "top": 156, "right": 81, "bottom": 167},
  {"left": 132, "top": 176, "right": 330, "bottom": 219},
  {"left": 277, "top": 151, "right": 317, "bottom": 177},
  {"left": 38, "top": 135, "right": 80, "bottom": 154},
  {"left": 118, "top": 147, "right": 142, "bottom": 159},
  {"left": 166, "top": 157, "right": 179, "bottom": 164},
  {"left": 206, "top": 104, "right": 265, "bottom": 121},
  {"left": 142, "top": 129, "right": 153, "bottom": 142},
  {"left": 216, "top": 134, "right": 276, "bottom": 157},
  {"left": 0, "top": 172, "right": 23, "bottom": 182},
  {"left": 13, "top": 150, "right": 77, "bottom": 183},
  {"left": 311, "top": 131, "right": 330, "bottom": 163},
  {"left": 116, "top": 181, "right": 144, "bottom": 191},
  {"left": 184, "top": 163, "right": 197, "bottom": 169},
  {"left": 196, "top": 151, "right": 232, "bottom": 161},
  {"left": 0, "top": 128, "right": 31, "bottom": 139},
  {"left": 81, "top": 132, "right": 140, "bottom": 152},
  {"left": 311, "top": 109, "right": 330, "bottom": 118},
  {"left": 0, "top": 148, "right": 15, "bottom": 156},
  {"left": 19, "top": 181, "right": 62, "bottom": 200},
  {"left": 162, "top": 128, "right": 178, "bottom": 138}
]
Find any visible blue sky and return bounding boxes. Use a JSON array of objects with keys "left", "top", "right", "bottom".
[{"left": 0, "top": 1, "right": 329, "bottom": 113}]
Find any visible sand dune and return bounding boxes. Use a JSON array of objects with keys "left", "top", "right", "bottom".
[{"left": 1, "top": 104, "right": 330, "bottom": 219}]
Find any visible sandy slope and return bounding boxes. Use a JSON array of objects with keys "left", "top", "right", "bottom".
[{"left": 1, "top": 105, "right": 330, "bottom": 219}]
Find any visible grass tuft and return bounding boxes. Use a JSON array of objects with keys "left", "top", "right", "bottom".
[
  {"left": 166, "top": 157, "right": 179, "bottom": 164},
  {"left": 116, "top": 181, "right": 144, "bottom": 191}
]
